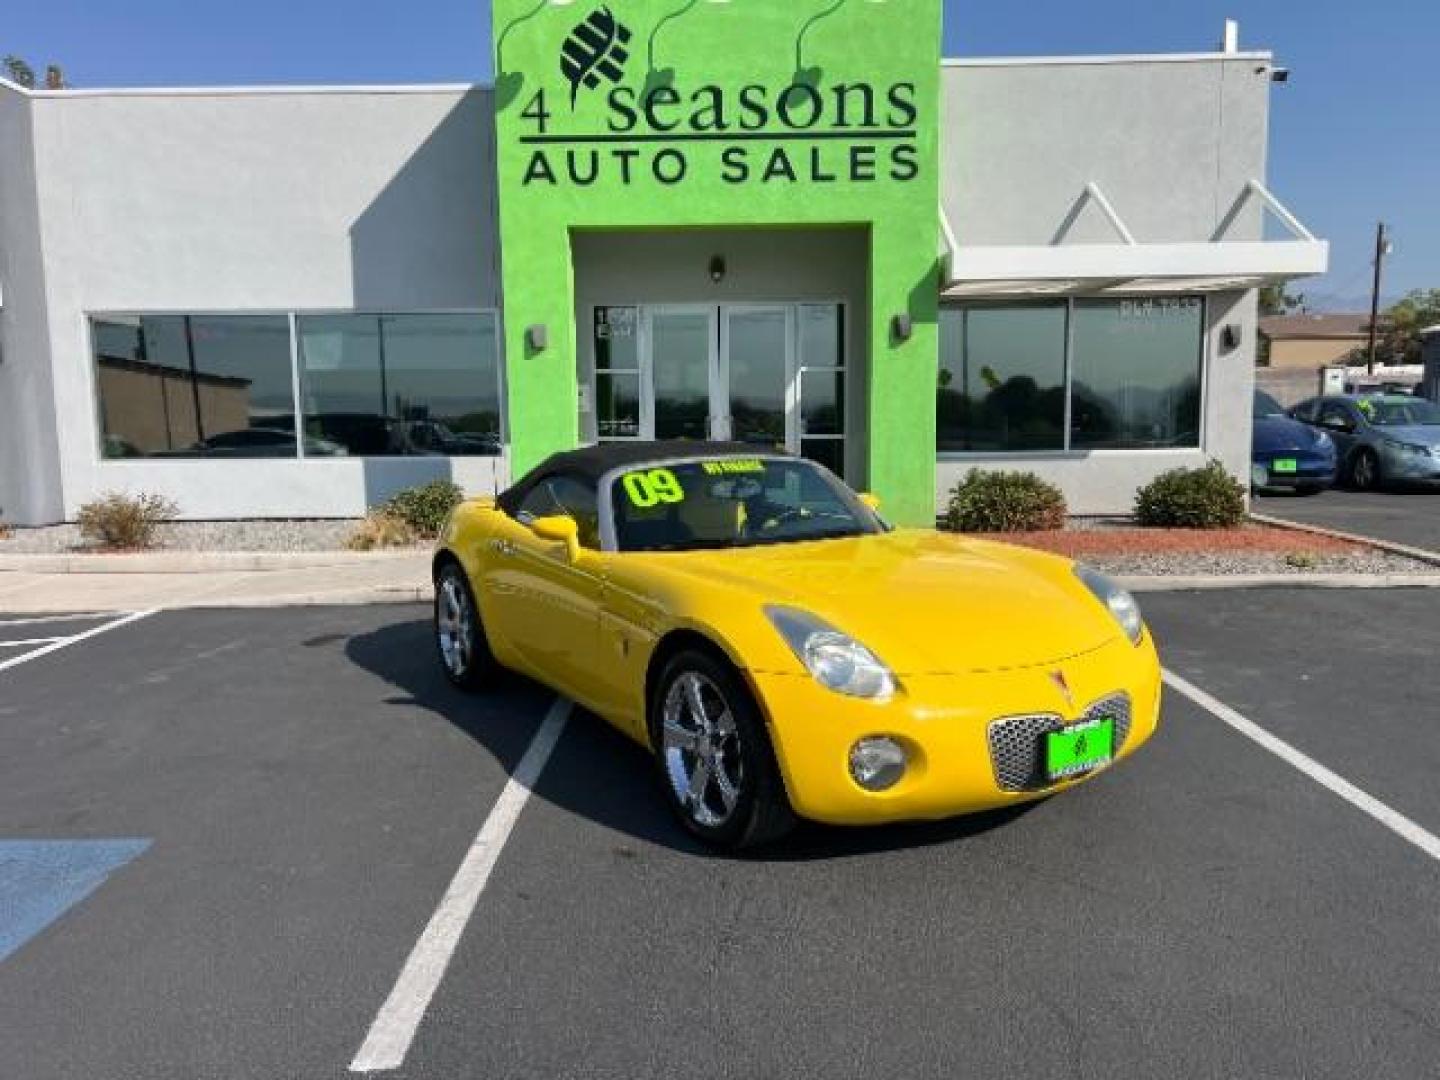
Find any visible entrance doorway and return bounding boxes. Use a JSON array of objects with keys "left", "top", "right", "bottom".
[{"left": 590, "top": 303, "right": 846, "bottom": 477}]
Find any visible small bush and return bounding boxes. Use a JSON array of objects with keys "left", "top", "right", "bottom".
[
  {"left": 346, "top": 511, "right": 418, "bottom": 551},
  {"left": 76, "top": 491, "right": 178, "bottom": 550},
  {"left": 1134, "top": 461, "right": 1246, "bottom": 529},
  {"left": 383, "top": 480, "right": 464, "bottom": 538},
  {"left": 1284, "top": 551, "right": 1320, "bottom": 570},
  {"left": 945, "top": 469, "right": 1067, "bottom": 533}
]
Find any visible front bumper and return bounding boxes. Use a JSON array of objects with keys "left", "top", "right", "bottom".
[
  {"left": 749, "top": 633, "right": 1162, "bottom": 826},
  {"left": 1378, "top": 445, "right": 1440, "bottom": 482},
  {"left": 1254, "top": 452, "right": 1336, "bottom": 489}
]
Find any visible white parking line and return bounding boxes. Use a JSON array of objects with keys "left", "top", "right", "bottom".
[
  {"left": 349, "top": 696, "right": 572, "bottom": 1074},
  {"left": 0, "top": 612, "right": 114, "bottom": 629},
  {"left": 0, "top": 638, "right": 64, "bottom": 648},
  {"left": 0, "top": 610, "right": 157, "bottom": 674},
  {"left": 1163, "top": 669, "right": 1440, "bottom": 863}
]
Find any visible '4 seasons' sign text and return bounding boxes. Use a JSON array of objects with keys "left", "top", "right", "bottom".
[{"left": 516, "top": 78, "right": 921, "bottom": 188}]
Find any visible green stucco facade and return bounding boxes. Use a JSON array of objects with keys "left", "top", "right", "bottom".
[{"left": 491, "top": 0, "right": 943, "bottom": 524}]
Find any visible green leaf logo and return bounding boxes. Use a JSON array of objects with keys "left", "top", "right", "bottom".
[{"left": 560, "top": 7, "right": 633, "bottom": 107}]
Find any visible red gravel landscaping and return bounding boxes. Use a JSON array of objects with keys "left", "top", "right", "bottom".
[{"left": 967, "top": 524, "right": 1366, "bottom": 557}]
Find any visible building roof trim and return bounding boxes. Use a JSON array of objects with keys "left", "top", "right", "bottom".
[
  {"left": 943, "top": 50, "right": 1273, "bottom": 68},
  {"left": 20, "top": 82, "right": 488, "bottom": 100}
]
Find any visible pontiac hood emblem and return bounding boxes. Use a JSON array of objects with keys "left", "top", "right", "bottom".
[{"left": 1049, "top": 670, "right": 1074, "bottom": 709}]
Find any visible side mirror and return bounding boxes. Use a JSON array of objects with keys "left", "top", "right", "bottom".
[
  {"left": 530, "top": 515, "right": 581, "bottom": 562},
  {"left": 1321, "top": 415, "right": 1353, "bottom": 433},
  {"left": 857, "top": 492, "right": 882, "bottom": 513}
]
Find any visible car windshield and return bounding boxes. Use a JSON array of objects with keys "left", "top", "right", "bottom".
[
  {"left": 1357, "top": 398, "right": 1440, "bottom": 426},
  {"left": 1254, "top": 391, "right": 1287, "bottom": 418},
  {"left": 610, "top": 457, "right": 881, "bottom": 552}
]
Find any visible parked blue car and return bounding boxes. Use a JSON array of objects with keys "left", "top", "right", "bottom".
[
  {"left": 1252, "top": 390, "right": 1337, "bottom": 494},
  {"left": 1291, "top": 393, "right": 1440, "bottom": 490}
]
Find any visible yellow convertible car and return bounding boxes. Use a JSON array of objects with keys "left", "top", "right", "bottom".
[{"left": 433, "top": 442, "right": 1161, "bottom": 849}]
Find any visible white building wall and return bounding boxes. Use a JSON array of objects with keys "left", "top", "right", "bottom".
[
  {"left": 934, "top": 54, "right": 1273, "bottom": 514},
  {"left": 0, "top": 82, "right": 66, "bottom": 526},
  {"left": 23, "top": 85, "right": 505, "bottom": 523}
]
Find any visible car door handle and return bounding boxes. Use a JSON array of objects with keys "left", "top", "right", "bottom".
[{"left": 490, "top": 539, "right": 517, "bottom": 556}]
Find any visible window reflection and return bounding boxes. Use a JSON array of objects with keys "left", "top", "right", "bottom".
[
  {"left": 937, "top": 304, "right": 1067, "bottom": 453},
  {"left": 92, "top": 314, "right": 304, "bottom": 459},
  {"left": 1070, "top": 298, "right": 1203, "bottom": 449},
  {"left": 298, "top": 313, "right": 502, "bottom": 457}
]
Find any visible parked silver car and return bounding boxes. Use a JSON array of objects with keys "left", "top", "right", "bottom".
[{"left": 1291, "top": 394, "right": 1440, "bottom": 490}]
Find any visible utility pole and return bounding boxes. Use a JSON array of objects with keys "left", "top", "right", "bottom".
[{"left": 1366, "top": 221, "right": 1390, "bottom": 375}]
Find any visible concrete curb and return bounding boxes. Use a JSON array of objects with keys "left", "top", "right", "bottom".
[
  {"left": 1249, "top": 512, "right": 1440, "bottom": 568},
  {"left": 154, "top": 585, "right": 432, "bottom": 609},
  {"left": 1121, "top": 572, "right": 1440, "bottom": 592},
  {"left": 0, "top": 549, "right": 429, "bottom": 575}
]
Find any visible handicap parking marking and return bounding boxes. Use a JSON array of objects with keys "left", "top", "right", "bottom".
[
  {"left": 0, "top": 840, "right": 152, "bottom": 963},
  {"left": 0, "top": 610, "right": 156, "bottom": 675},
  {"left": 1163, "top": 668, "right": 1440, "bottom": 863}
]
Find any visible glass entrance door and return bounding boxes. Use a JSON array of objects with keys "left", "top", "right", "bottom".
[
  {"left": 593, "top": 302, "right": 847, "bottom": 477},
  {"left": 647, "top": 307, "right": 719, "bottom": 441},
  {"left": 719, "top": 306, "right": 791, "bottom": 452}
]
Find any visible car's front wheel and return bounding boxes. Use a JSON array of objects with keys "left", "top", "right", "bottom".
[
  {"left": 434, "top": 562, "right": 497, "bottom": 690},
  {"left": 1349, "top": 448, "right": 1381, "bottom": 491},
  {"left": 650, "top": 650, "right": 794, "bottom": 850}
]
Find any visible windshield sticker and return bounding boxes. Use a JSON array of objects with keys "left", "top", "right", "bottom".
[
  {"left": 622, "top": 468, "right": 685, "bottom": 508},
  {"left": 702, "top": 460, "right": 765, "bottom": 475}
]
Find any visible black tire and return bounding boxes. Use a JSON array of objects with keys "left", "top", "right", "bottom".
[
  {"left": 1348, "top": 448, "right": 1381, "bottom": 492},
  {"left": 648, "top": 649, "right": 795, "bottom": 850},
  {"left": 433, "top": 561, "right": 498, "bottom": 691}
]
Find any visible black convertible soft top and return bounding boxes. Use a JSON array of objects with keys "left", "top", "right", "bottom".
[{"left": 496, "top": 441, "right": 776, "bottom": 514}]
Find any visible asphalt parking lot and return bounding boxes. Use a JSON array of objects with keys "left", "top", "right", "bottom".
[
  {"left": 1259, "top": 485, "right": 1440, "bottom": 551},
  {"left": 3, "top": 594, "right": 1439, "bottom": 1079}
]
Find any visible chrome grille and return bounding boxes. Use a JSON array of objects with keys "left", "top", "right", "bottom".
[{"left": 987, "top": 692, "right": 1133, "bottom": 792}]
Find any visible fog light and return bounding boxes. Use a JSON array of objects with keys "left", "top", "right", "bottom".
[{"left": 849, "top": 737, "right": 907, "bottom": 792}]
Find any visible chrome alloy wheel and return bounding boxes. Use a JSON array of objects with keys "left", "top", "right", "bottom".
[
  {"left": 661, "top": 671, "right": 745, "bottom": 829},
  {"left": 436, "top": 573, "right": 476, "bottom": 680}
]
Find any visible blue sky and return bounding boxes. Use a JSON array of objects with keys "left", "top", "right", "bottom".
[{"left": 4, "top": 1, "right": 1434, "bottom": 308}]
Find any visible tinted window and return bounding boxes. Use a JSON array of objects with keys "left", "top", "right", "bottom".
[
  {"left": 92, "top": 315, "right": 296, "bottom": 458},
  {"left": 937, "top": 304, "right": 1067, "bottom": 452},
  {"left": 1071, "top": 298, "right": 1204, "bottom": 449},
  {"left": 1254, "top": 391, "right": 1286, "bottom": 418},
  {"left": 1292, "top": 397, "right": 1319, "bottom": 422},
  {"left": 1318, "top": 401, "right": 1356, "bottom": 430},
  {"left": 1359, "top": 398, "right": 1440, "bottom": 426},
  {"left": 611, "top": 458, "right": 879, "bottom": 552},
  {"left": 517, "top": 475, "right": 600, "bottom": 548},
  {"left": 298, "top": 313, "right": 502, "bottom": 457}
]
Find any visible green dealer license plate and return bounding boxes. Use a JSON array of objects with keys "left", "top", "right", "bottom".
[
  {"left": 1272, "top": 458, "right": 1298, "bottom": 474},
  {"left": 1045, "top": 717, "right": 1115, "bottom": 781}
]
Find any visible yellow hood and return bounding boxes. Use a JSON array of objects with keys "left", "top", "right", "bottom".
[{"left": 643, "top": 530, "right": 1122, "bottom": 675}]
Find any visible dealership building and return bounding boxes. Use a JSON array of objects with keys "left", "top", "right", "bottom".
[{"left": 0, "top": 3, "right": 1327, "bottom": 527}]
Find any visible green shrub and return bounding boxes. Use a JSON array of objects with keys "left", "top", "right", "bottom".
[
  {"left": 1134, "top": 461, "right": 1246, "bottom": 529},
  {"left": 76, "top": 491, "right": 178, "bottom": 550},
  {"left": 945, "top": 469, "right": 1067, "bottom": 533},
  {"left": 346, "top": 511, "right": 418, "bottom": 551},
  {"left": 383, "top": 480, "right": 464, "bottom": 538}
]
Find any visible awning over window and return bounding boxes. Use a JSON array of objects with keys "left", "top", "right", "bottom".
[{"left": 940, "top": 180, "right": 1329, "bottom": 298}]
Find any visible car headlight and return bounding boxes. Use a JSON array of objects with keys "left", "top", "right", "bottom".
[
  {"left": 1385, "top": 439, "right": 1430, "bottom": 456},
  {"left": 1074, "top": 564, "right": 1144, "bottom": 646},
  {"left": 764, "top": 606, "right": 897, "bottom": 700}
]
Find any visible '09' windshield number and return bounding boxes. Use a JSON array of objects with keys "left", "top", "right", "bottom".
[{"left": 622, "top": 468, "right": 685, "bottom": 508}]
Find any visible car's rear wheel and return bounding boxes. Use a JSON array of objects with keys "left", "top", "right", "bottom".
[
  {"left": 1349, "top": 448, "right": 1381, "bottom": 491},
  {"left": 650, "top": 649, "right": 794, "bottom": 850},
  {"left": 434, "top": 562, "right": 497, "bottom": 690}
]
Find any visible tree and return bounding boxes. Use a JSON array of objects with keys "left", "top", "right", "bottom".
[
  {"left": 1367, "top": 289, "right": 1440, "bottom": 366},
  {"left": 3, "top": 55, "right": 35, "bottom": 88},
  {"left": 2, "top": 56, "right": 66, "bottom": 89},
  {"left": 1259, "top": 283, "right": 1305, "bottom": 317}
]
